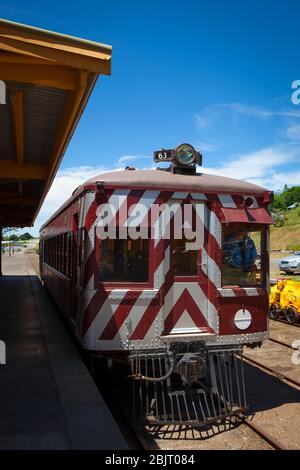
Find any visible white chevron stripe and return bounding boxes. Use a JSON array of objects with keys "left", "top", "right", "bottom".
[
  {"left": 83, "top": 192, "right": 94, "bottom": 223},
  {"left": 142, "top": 282, "right": 219, "bottom": 343},
  {"left": 79, "top": 197, "right": 84, "bottom": 227},
  {"left": 125, "top": 191, "right": 159, "bottom": 227},
  {"left": 202, "top": 247, "right": 221, "bottom": 287},
  {"left": 209, "top": 210, "right": 222, "bottom": 246},
  {"left": 218, "top": 288, "right": 236, "bottom": 297},
  {"left": 84, "top": 290, "right": 129, "bottom": 342},
  {"left": 86, "top": 189, "right": 130, "bottom": 261},
  {"left": 154, "top": 245, "right": 170, "bottom": 289},
  {"left": 116, "top": 294, "right": 156, "bottom": 345}
]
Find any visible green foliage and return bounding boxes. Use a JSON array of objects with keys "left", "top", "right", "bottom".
[
  {"left": 271, "top": 186, "right": 300, "bottom": 211},
  {"left": 19, "top": 232, "right": 34, "bottom": 241},
  {"left": 286, "top": 243, "right": 300, "bottom": 251},
  {"left": 7, "top": 234, "right": 18, "bottom": 241},
  {"left": 272, "top": 212, "right": 285, "bottom": 227},
  {"left": 2, "top": 231, "right": 35, "bottom": 241},
  {"left": 284, "top": 206, "right": 300, "bottom": 226}
]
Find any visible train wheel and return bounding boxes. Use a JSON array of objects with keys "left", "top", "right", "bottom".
[
  {"left": 269, "top": 303, "right": 281, "bottom": 320},
  {"left": 285, "top": 307, "right": 298, "bottom": 324}
]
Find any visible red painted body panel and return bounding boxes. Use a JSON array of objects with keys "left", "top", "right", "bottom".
[{"left": 40, "top": 169, "right": 271, "bottom": 351}]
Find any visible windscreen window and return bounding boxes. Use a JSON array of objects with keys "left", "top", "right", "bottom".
[
  {"left": 222, "top": 225, "right": 264, "bottom": 287},
  {"left": 173, "top": 234, "right": 198, "bottom": 276},
  {"left": 99, "top": 238, "right": 149, "bottom": 283}
]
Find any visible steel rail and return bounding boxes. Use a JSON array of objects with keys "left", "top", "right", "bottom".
[
  {"left": 240, "top": 417, "right": 287, "bottom": 450},
  {"left": 270, "top": 318, "right": 300, "bottom": 329},
  {"left": 268, "top": 337, "right": 294, "bottom": 349},
  {"left": 243, "top": 355, "right": 300, "bottom": 389}
]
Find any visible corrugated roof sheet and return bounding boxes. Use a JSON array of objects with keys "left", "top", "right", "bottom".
[{"left": 24, "top": 86, "right": 68, "bottom": 164}]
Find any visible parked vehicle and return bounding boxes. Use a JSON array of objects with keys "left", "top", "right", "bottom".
[
  {"left": 279, "top": 251, "right": 300, "bottom": 274},
  {"left": 269, "top": 279, "right": 300, "bottom": 323}
]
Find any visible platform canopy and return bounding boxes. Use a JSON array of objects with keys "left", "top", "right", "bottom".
[{"left": 0, "top": 18, "right": 112, "bottom": 227}]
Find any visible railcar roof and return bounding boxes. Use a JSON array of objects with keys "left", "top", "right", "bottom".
[
  {"left": 40, "top": 169, "right": 269, "bottom": 231},
  {"left": 83, "top": 169, "right": 267, "bottom": 194}
]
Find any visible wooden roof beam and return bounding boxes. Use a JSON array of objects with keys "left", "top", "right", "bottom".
[
  {"left": 0, "top": 63, "right": 79, "bottom": 90},
  {"left": 0, "top": 35, "right": 111, "bottom": 74},
  {"left": 0, "top": 196, "right": 38, "bottom": 206},
  {"left": 0, "top": 161, "right": 47, "bottom": 180}
]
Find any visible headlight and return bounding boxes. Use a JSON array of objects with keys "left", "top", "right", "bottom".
[
  {"left": 175, "top": 143, "right": 198, "bottom": 165},
  {"left": 234, "top": 309, "right": 252, "bottom": 330}
]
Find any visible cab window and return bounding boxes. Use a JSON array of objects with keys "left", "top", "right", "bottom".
[
  {"left": 173, "top": 234, "right": 198, "bottom": 276},
  {"left": 99, "top": 237, "right": 149, "bottom": 283},
  {"left": 222, "top": 224, "right": 264, "bottom": 287}
]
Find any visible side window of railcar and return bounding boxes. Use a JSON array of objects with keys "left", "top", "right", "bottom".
[
  {"left": 222, "top": 224, "right": 264, "bottom": 287},
  {"left": 99, "top": 237, "right": 149, "bottom": 283},
  {"left": 43, "top": 233, "right": 72, "bottom": 279}
]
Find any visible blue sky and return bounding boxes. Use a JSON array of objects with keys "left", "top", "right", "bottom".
[{"left": 1, "top": 0, "right": 300, "bottom": 235}]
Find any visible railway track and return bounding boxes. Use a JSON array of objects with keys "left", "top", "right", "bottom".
[
  {"left": 126, "top": 411, "right": 287, "bottom": 450},
  {"left": 268, "top": 336, "right": 294, "bottom": 349},
  {"left": 243, "top": 352, "right": 300, "bottom": 390},
  {"left": 89, "top": 354, "right": 289, "bottom": 450},
  {"left": 87, "top": 332, "right": 296, "bottom": 450},
  {"left": 270, "top": 318, "right": 300, "bottom": 329},
  {"left": 241, "top": 418, "right": 286, "bottom": 450}
]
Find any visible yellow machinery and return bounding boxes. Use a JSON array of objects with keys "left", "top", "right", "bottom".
[{"left": 269, "top": 279, "right": 300, "bottom": 323}]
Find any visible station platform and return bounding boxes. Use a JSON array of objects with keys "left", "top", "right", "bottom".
[{"left": 0, "top": 252, "right": 128, "bottom": 450}]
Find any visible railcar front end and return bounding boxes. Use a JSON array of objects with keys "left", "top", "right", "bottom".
[{"left": 40, "top": 144, "right": 273, "bottom": 426}]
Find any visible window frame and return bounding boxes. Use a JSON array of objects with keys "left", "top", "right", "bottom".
[
  {"left": 171, "top": 235, "right": 201, "bottom": 282},
  {"left": 168, "top": 200, "right": 207, "bottom": 282},
  {"left": 221, "top": 223, "right": 267, "bottom": 288},
  {"left": 42, "top": 232, "right": 72, "bottom": 280},
  {"left": 95, "top": 227, "right": 154, "bottom": 289}
]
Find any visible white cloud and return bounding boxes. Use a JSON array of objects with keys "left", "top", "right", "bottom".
[
  {"left": 31, "top": 165, "right": 116, "bottom": 236},
  {"left": 224, "top": 102, "right": 300, "bottom": 119},
  {"left": 200, "top": 145, "right": 300, "bottom": 190},
  {"left": 116, "top": 154, "right": 151, "bottom": 166},
  {"left": 195, "top": 102, "right": 300, "bottom": 131},
  {"left": 24, "top": 143, "right": 300, "bottom": 237}
]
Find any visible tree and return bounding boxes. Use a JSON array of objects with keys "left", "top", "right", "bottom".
[
  {"left": 19, "top": 232, "right": 33, "bottom": 241},
  {"left": 271, "top": 186, "right": 300, "bottom": 211},
  {"left": 8, "top": 234, "right": 18, "bottom": 241}
]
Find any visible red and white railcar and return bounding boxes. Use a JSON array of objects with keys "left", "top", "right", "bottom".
[{"left": 40, "top": 144, "right": 273, "bottom": 425}]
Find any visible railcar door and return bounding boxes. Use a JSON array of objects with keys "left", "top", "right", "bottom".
[{"left": 161, "top": 200, "right": 215, "bottom": 336}]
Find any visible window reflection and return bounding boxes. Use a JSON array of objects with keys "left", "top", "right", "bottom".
[
  {"left": 173, "top": 235, "right": 198, "bottom": 276},
  {"left": 99, "top": 238, "right": 149, "bottom": 283},
  {"left": 222, "top": 225, "right": 264, "bottom": 287}
]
